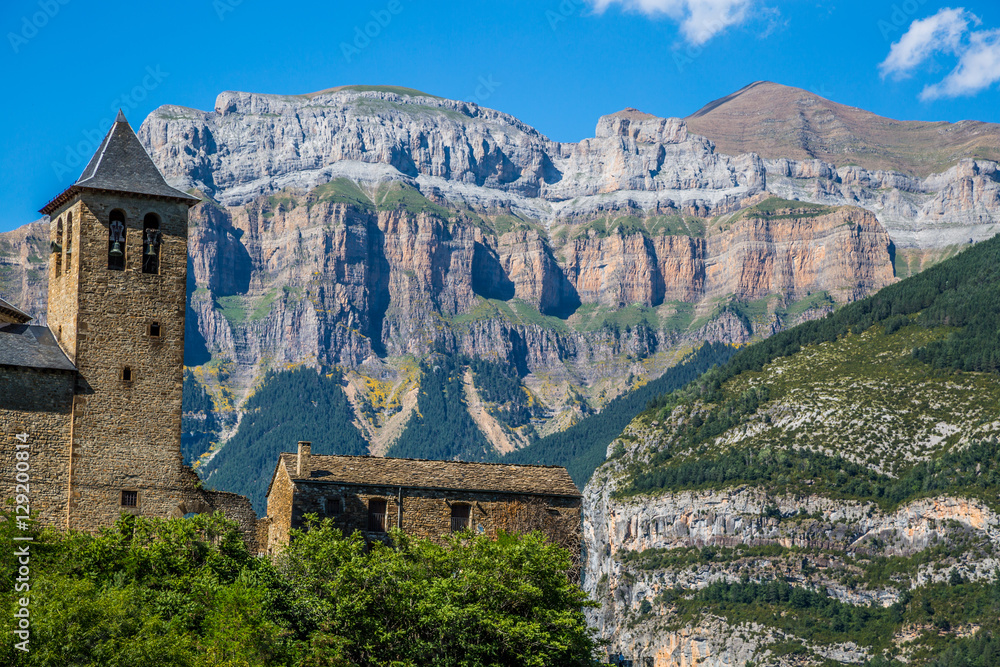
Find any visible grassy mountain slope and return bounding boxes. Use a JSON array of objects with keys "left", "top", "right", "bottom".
[
  {"left": 589, "top": 232, "right": 1000, "bottom": 665},
  {"left": 686, "top": 81, "right": 1000, "bottom": 177}
]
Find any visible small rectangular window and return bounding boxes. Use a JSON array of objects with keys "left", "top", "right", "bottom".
[
  {"left": 451, "top": 503, "right": 471, "bottom": 532},
  {"left": 121, "top": 490, "right": 138, "bottom": 507},
  {"left": 148, "top": 322, "right": 161, "bottom": 338},
  {"left": 368, "top": 499, "right": 386, "bottom": 532},
  {"left": 121, "top": 367, "right": 133, "bottom": 383},
  {"left": 327, "top": 497, "right": 342, "bottom": 515}
]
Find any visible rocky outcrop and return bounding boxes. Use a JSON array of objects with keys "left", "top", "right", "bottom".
[
  {"left": 766, "top": 158, "right": 1000, "bottom": 248},
  {"left": 583, "top": 422, "right": 1000, "bottom": 665},
  {"left": 6, "top": 83, "right": 996, "bottom": 458},
  {"left": 141, "top": 89, "right": 766, "bottom": 222},
  {"left": 0, "top": 220, "right": 48, "bottom": 323}
]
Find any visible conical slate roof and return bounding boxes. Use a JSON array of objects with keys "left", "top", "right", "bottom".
[{"left": 41, "top": 111, "right": 199, "bottom": 214}]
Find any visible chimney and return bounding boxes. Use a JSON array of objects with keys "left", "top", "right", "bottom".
[{"left": 296, "top": 441, "right": 311, "bottom": 476}]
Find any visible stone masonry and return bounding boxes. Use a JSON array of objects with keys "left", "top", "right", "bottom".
[
  {"left": 0, "top": 112, "right": 257, "bottom": 548},
  {"left": 264, "top": 442, "right": 583, "bottom": 561}
]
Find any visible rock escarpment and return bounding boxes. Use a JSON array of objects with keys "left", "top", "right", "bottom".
[
  {"left": 174, "top": 186, "right": 894, "bottom": 443},
  {"left": 0, "top": 220, "right": 48, "bottom": 323},
  {"left": 766, "top": 157, "right": 1000, "bottom": 249},
  {"left": 3, "top": 83, "right": 996, "bottom": 457},
  {"left": 582, "top": 306, "right": 1000, "bottom": 665}
]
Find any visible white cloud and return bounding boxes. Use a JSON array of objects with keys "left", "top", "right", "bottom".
[
  {"left": 920, "top": 29, "right": 1000, "bottom": 100},
  {"left": 878, "top": 7, "right": 1000, "bottom": 101},
  {"left": 589, "top": 0, "right": 753, "bottom": 45},
  {"left": 879, "top": 7, "right": 978, "bottom": 78}
]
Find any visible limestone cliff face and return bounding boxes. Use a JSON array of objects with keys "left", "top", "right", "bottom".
[
  {"left": 704, "top": 207, "right": 894, "bottom": 303},
  {"left": 583, "top": 421, "right": 1000, "bottom": 665},
  {"left": 140, "top": 91, "right": 766, "bottom": 222},
  {"left": 0, "top": 220, "right": 48, "bottom": 324},
  {"left": 766, "top": 157, "right": 1000, "bottom": 248},
  {"left": 177, "top": 193, "right": 895, "bottom": 406},
  {"left": 5, "top": 84, "right": 994, "bottom": 455}
]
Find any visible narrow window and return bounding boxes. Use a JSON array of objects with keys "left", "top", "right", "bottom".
[
  {"left": 326, "top": 497, "right": 342, "bottom": 516},
  {"left": 108, "top": 210, "right": 126, "bottom": 271},
  {"left": 53, "top": 217, "right": 63, "bottom": 277},
  {"left": 121, "top": 490, "right": 138, "bottom": 507},
  {"left": 148, "top": 321, "right": 161, "bottom": 338},
  {"left": 64, "top": 211, "right": 73, "bottom": 257},
  {"left": 451, "top": 503, "right": 471, "bottom": 532},
  {"left": 121, "top": 366, "right": 133, "bottom": 383},
  {"left": 367, "top": 499, "right": 387, "bottom": 532},
  {"left": 142, "top": 213, "right": 160, "bottom": 274}
]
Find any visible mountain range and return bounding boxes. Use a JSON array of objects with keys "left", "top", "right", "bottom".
[{"left": 1, "top": 81, "right": 998, "bottom": 511}]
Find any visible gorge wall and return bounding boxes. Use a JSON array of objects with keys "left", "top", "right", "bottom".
[{"left": 1, "top": 84, "right": 997, "bottom": 460}]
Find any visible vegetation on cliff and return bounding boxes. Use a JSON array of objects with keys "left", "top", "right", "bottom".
[
  {"left": 629, "top": 231, "right": 1000, "bottom": 497},
  {"left": 1, "top": 511, "right": 596, "bottom": 667},
  {"left": 590, "top": 232, "right": 1000, "bottom": 665},
  {"left": 201, "top": 367, "right": 368, "bottom": 514},
  {"left": 388, "top": 355, "right": 496, "bottom": 461},
  {"left": 507, "top": 342, "right": 736, "bottom": 485}
]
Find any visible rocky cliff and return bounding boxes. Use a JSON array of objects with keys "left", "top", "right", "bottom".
[
  {"left": 582, "top": 234, "right": 1000, "bottom": 665},
  {"left": 2, "top": 83, "right": 997, "bottom": 460},
  {"left": 0, "top": 220, "right": 47, "bottom": 322}
]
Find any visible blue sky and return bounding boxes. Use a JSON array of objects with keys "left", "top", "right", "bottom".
[{"left": 1, "top": 0, "right": 999, "bottom": 232}]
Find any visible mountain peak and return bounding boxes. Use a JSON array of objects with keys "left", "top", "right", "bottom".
[{"left": 686, "top": 81, "right": 1000, "bottom": 176}]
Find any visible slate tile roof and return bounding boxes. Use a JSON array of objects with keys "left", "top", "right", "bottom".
[
  {"left": 0, "top": 297, "right": 32, "bottom": 325},
  {"left": 0, "top": 324, "right": 76, "bottom": 371},
  {"left": 41, "top": 111, "right": 199, "bottom": 215},
  {"left": 277, "top": 453, "right": 581, "bottom": 497}
]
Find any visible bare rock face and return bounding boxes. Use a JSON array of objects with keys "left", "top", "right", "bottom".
[
  {"left": 766, "top": 157, "right": 1000, "bottom": 248},
  {"left": 5, "top": 83, "right": 994, "bottom": 458},
  {"left": 140, "top": 89, "right": 767, "bottom": 220},
  {"left": 0, "top": 220, "right": 48, "bottom": 323},
  {"left": 583, "top": 419, "right": 1000, "bottom": 665}
]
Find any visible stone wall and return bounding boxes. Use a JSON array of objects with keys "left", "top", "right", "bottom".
[
  {"left": 49, "top": 192, "right": 195, "bottom": 531},
  {"left": 195, "top": 489, "right": 260, "bottom": 552},
  {"left": 265, "top": 464, "right": 296, "bottom": 553},
  {"left": 275, "top": 479, "right": 582, "bottom": 560},
  {"left": 0, "top": 367, "right": 75, "bottom": 528},
  {"left": 46, "top": 200, "right": 83, "bottom": 360}
]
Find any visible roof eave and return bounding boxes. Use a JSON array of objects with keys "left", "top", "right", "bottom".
[
  {"left": 287, "top": 476, "right": 583, "bottom": 499},
  {"left": 39, "top": 185, "right": 80, "bottom": 216},
  {"left": 0, "top": 302, "right": 33, "bottom": 325},
  {"left": 40, "top": 184, "right": 201, "bottom": 215}
]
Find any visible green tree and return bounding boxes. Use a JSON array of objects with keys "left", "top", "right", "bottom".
[{"left": 278, "top": 517, "right": 599, "bottom": 666}]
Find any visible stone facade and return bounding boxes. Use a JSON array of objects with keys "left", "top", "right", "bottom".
[
  {"left": 0, "top": 367, "right": 74, "bottom": 528},
  {"left": 0, "top": 114, "right": 257, "bottom": 549},
  {"left": 264, "top": 443, "right": 583, "bottom": 561}
]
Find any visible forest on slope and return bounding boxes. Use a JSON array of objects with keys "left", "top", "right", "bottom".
[{"left": 586, "top": 230, "right": 1000, "bottom": 666}]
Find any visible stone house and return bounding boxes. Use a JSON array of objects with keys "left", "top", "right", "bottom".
[
  {"left": 262, "top": 441, "right": 583, "bottom": 559},
  {"left": 0, "top": 112, "right": 257, "bottom": 546}
]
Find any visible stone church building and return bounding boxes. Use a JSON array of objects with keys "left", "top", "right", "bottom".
[
  {"left": 263, "top": 441, "right": 583, "bottom": 559},
  {"left": 0, "top": 112, "right": 257, "bottom": 544}
]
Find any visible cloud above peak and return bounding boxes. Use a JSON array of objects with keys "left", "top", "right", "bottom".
[
  {"left": 879, "top": 7, "right": 1000, "bottom": 101},
  {"left": 589, "top": 0, "right": 753, "bottom": 45}
]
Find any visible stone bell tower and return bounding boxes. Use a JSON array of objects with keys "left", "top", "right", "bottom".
[{"left": 39, "top": 110, "right": 205, "bottom": 531}]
